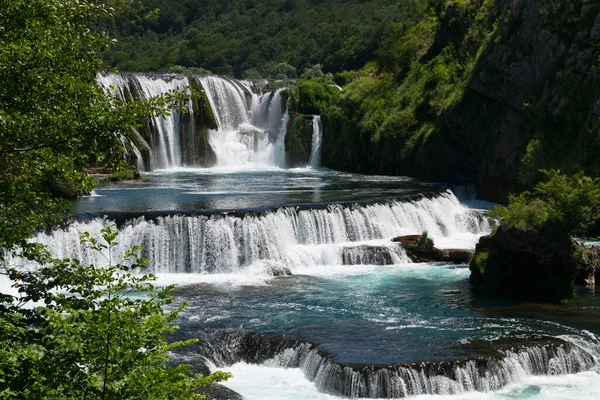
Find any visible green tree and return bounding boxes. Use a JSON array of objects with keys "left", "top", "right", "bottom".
[
  {"left": 268, "top": 62, "right": 297, "bottom": 80},
  {"left": 301, "top": 64, "right": 324, "bottom": 80},
  {"left": 242, "top": 68, "right": 264, "bottom": 80},
  {"left": 1, "top": 224, "right": 230, "bottom": 398},
  {"left": 0, "top": 0, "right": 181, "bottom": 256},
  {"left": 489, "top": 170, "right": 600, "bottom": 236},
  {"left": 0, "top": 0, "right": 228, "bottom": 397}
]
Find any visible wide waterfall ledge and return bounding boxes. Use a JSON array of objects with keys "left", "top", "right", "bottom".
[
  {"left": 11, "top": 190, "right": 492, "bottom": 277},
  {"left": 188, "top": 330, "right": 597, "bottom": 399}
]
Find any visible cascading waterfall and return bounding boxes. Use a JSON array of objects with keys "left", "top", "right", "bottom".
[
  {"left": 133, "top": 75, "right": 189, "bottom": 169},
  {"left": 203, "top": 332, "right": 595, "bottom": 399},
  {"left": 18, "top": 190, "right": 489, "bottom": 275},
  {"left": 97, "top": 73, "right": 191, "bottom": 170},
  {"left": 202, "top": 78, "right": 288, "bottom": 167},
  {"left": 308, "top": 115, "right": 322, "bottom": 168},
  {"left": 197, "top": 330, "right": 598, "bottom": 399},
  {"left": 129, "top": 140, "right": 145, "bottom": 172},
  {"left": 199, "top": 76, "right": 250, "bottom": 130},
  {"left": 279, "top": 342, "right": 595, "bottom": 398},
  {"left": 97, "top": 73, "right": 289, "bottom": 170}
]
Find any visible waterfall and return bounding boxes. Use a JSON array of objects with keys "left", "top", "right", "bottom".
[
  {"left": 97, "top": 73, "right": 191, "bottom": 170},
  {"left": 129, "top": 140, "right": 145, "bottom": 172},
  {"left": 308, "top": 115, "right": 322, "bottom": 168},
  {"left": 17, "top": 191, "right": 490, "bottom": 275},
  {"left": 97, "top": 73, "right": 289, "bottom": 170},
  {"left": 199, "top": 331, "right": 596, "bottom": 399},
  {"left": 263, "top": 339, "right": 595, "bottom": 398},
  {"left": 202, "top": 81, "right": 288, "bottom": 167},
  {"left": 199, "top": 76, "right": 250, "bottom": 130},
  {"left": 133, "top": 75, "right": 190, "bottom": 169}
]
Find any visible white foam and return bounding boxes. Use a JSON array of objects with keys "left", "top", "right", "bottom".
[
  {"left": 218, "top": 362, "right": 342, "bottom": 400},
  {"left": 216, "top": 362, "right": 600, "bottom": 400}
]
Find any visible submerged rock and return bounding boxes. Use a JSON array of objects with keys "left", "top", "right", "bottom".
[
  {"left": 168, "top": 352, "right": 243, "bottom": 399},
  {"left": 195, "top": 384, "right": 244, "bottom": 400},
  {"left": 469, "top": 226, "right": 577, "bottom": 301},
  {"left": 393, "top": 234, "right": 472, "bottom": 263},
  {"left": 341, "top": 245, "right": 400, "bottom": 265}
]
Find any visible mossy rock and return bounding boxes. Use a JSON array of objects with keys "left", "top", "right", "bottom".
[
  {"left": 106, "top": 169, "right": 141, "bottom": 182},
  {"left": 285, "top": 114, "right": 313, "bottom": 167},
  {"left": 469, "top": 226, "right": 576, "bottom": 302},
  {"left": 195, "top": 384, "right": 243, "bottom": 400},
  {"left": 43, "top": 174, "right": 90, "bottom": 199},
  {"left": 393, "top": 234, "right": 472, "bottom": 263},
  {"left": 181, "top": 77, "right": 218, "bottom": 167}
]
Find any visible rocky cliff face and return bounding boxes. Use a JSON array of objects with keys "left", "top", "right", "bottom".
[
  {"left": 322, "top": 0, "right": 600, "bottom": 202},
  {"left": 285, "top": 114, "right": 314, "bottom": 167},
  {"left": 460, "top": 0, "right": 600, "bottom": 201}
]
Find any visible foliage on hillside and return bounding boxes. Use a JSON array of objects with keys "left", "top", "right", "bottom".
[
  {"left": 320, "top": 0, "right": 501, "bottom": 175},
  {"left": 104, "top": 0, "right": 428, "bottom": 76},
  {"left": 319, "top": 0, "right": 600, "bottom": 201}
]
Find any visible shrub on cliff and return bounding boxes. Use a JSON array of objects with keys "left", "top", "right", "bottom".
[
  {"left": 489, "top": 170, "right": 600, "bottom": 237},
  {"left": 294, "top": 80, "right": 339, "bottom": 115}
]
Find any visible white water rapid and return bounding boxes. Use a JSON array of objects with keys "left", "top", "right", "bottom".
[{"left": 207, "top": 333, "right": 597, "bottom": 399}]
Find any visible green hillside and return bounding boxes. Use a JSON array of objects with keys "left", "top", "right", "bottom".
[{"left": 105, "top": 0, "right": 427, "bottom": 76}]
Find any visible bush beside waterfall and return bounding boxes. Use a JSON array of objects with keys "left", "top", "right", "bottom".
[{"left": 1, "top": 0, "right": 230, "bottom": 396}]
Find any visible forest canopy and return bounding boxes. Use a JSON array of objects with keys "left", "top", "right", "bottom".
[{"left": 105, "top": 0, "right": 428, "bottom": 77}]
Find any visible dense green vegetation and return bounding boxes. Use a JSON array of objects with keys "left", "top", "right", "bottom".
[
  {"left": 0, "top": 0, "right": 226, "bottom": 397},
  {"left": 318, "top": 0, "right": 600, "bottom": 202},
  {"left": 2, "top": 225, "right": 230, "bottom": 398},
  {"left": 488, "top": 170, "right": 600, "bottom": 237},
  {"left": 105, "top": 0, "right": 600, "bottom": 205},
  {"left": 104, "top": 0, "right": 428, "bottom": 76},
  {"left": 0, "top": 0, "right": 184, "bottom": 252}
]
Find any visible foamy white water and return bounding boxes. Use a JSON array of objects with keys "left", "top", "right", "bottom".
[
  {"left": 220, "top": 362, "right": 342, "bottom": 400},
  {"left": 13, "top": 190, "right": 490, "bottom": 275},
  {"left": 97, "top": 73, "right": 291, "bottom": 170},
  {"left": 217, "top": 355, "right": 600, "bottom": 400},
  {"left": 203, "top": 82, "right": 288, "bottom": 168}
]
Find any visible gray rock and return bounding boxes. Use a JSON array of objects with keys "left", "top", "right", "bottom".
[{"left": 196, "top": 383, "right": 244, "bottom": 400}]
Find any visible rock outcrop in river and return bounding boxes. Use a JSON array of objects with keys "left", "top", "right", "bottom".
[{"left": 469, "top": 226, "right": 579, "bottom": 301}]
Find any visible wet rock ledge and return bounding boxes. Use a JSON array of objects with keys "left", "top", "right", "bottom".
[
  {"left": 393, "top": 234, "right": 473, "bottom": 263},
  {"left": 469, "top": 226, "right": 600, "bottom": 301}
]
